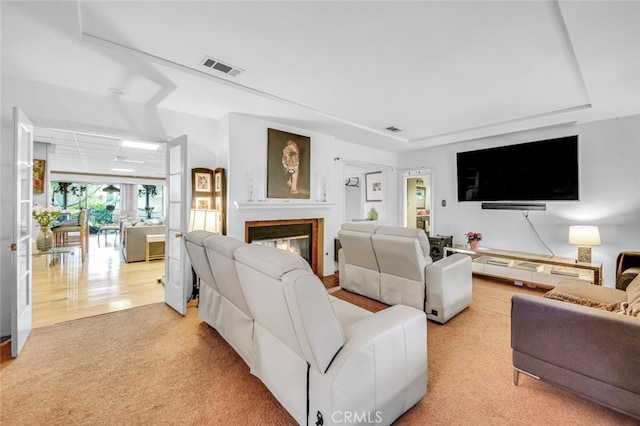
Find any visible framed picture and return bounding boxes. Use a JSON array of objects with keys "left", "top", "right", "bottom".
[
  {"left": 365, "top": 171, "right": 383, "bottom": 202},
  {"left": 195, "top": 197, "right": 211, "bottom": 209},
  {"left": 33, "top": 159, "right": 46, "bottom": 194},
  {"left": 213, "top": 167, "right": 227, "bottom": 235},
  {"left": 191, "top": 168, "right": 213, "bottom": 209},
  {"left": 215, "top": 172, "right": 222, "bottom": 192},
  {"left": 267, "top": 128, "right": 311, "bottom": 199},
  {"left": 195, "top": 172, "right": 211, "bottom": 192}
]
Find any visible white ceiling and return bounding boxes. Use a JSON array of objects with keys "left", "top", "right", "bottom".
[{"left": 2, "top": 1, "right": 639, "bottom": 178}]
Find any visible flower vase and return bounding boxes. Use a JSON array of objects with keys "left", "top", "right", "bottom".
[
  {"left": 470, "top": 240, "right": 480, "bottom": 250},
  {"left": 36, "top": 226, "right": 54, "bottom": 251}
]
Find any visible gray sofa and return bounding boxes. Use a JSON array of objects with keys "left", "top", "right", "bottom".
[
  {"left": 121, "top": 222, "right": 165, "bottom": 263},
  {"left": 511, "top": 275, "right": 640, "bottom": 420}
]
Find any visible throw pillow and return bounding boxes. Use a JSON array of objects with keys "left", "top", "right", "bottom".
[{"left": 543, "top": 291, "right": 623, "bottom": 312}]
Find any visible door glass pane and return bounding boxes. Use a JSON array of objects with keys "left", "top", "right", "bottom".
[
  {"left": 169, "top": 174, "right": 181, "bottom": 202},
  {"left": 18, "top": 243, "right": 29, "bottom": 311},
  {"left": 170, "top": 145, "right": 181, "bottom": 174},
  {"left": 169, "top": 257, "right": 181, "bottom": 281},
  {"left": 169, "top": 235, "right": 181, "bottom": 259},
  {"left": 19, "top": 163, "right": 30, "bottom": 202},
  {"left": 18, "top": 126, "right": 30, "bottom": 164},
  {"left": 20, "top": 201, "right": 30, "bottom": 238},
  {"left": 169, "top": 203, "right": 181, "bottom": 229}
]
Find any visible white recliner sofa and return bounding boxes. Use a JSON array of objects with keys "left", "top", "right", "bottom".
[
  {"left": 184, "top": 231, "right": 254, "bottom": 366},
  {"left": 203, "top": 234, "right": 255, "bottom": 366},
  {"left": 338, "top": 223, "right": 472, "bottom": 324},
  {"left": 184, "top": 230, "right": 222, "bottom": 329},
  {"left": 337, "top": 222, "right": 381, "bottom": 301},
  {"left": 234, "top": 242, "right": 427, "bottom": 425}
]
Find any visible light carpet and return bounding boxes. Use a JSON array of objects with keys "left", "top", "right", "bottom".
[{"left": 1, "top": 277, "right": 636, "bottom": 425}]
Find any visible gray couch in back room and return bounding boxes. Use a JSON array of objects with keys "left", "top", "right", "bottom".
[
  {"left": 120, "top": 221, "right": 165, "bottom": 263},
  {"left": 511, "top": 274, "right": 640, "bottom": 420}
]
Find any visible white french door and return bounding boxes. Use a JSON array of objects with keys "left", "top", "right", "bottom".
[
  {"left": 164, "top": 135, "right": 190, "bottom": 315},
  {"left": 11, "top": 107, "right": 34, "bottom": 357}
]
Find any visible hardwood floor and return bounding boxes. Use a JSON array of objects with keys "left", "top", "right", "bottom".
[{"left": 32, "top": 234, "right": 165, "bottom": 328}]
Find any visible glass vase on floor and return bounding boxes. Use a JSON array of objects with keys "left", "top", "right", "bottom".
[{"left": 36, "top": 226, "right": 54, "bottom": 251}]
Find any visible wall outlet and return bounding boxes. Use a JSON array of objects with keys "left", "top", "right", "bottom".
[{"left": 431, "top": 309, "right": 438, "bottom": 316}]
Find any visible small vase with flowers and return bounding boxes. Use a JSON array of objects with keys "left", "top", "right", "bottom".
[{"left": 466, "top": 232, "right": 482, "bottom": 250}]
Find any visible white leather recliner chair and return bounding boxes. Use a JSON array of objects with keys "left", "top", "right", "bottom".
[
  {"left": 234, "top": 242, "right": 427, "bottom": 426},
  {"left": 202, "top": 234, "right": 254, "bottom": 367},
  {"left": 337, "top": 222, "right": 380, "bottom": 301},
  {"left": 372, "top": 226, "right": 472, "bottom": 323},
  {"left": 184, "top": 230, "right": 223, "bottom": 330}
]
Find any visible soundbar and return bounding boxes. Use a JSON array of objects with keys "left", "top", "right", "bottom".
[{"left": 481, "top": 202, "right": 546, "bottom": 211}]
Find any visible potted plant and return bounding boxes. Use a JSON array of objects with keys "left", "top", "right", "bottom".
[
  {"left": 466, "top": 232, "right": 482, "bottom": 250},
  {"left": 32, "top": 205, "right": 61, "bottom": 251}
]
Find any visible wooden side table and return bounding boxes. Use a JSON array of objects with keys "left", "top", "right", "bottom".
[{"left": 146, "top": 234, "right": 165, "bottom": 262}]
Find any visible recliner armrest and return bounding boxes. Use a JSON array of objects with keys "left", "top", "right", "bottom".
[
  {"left": 309, "top": 304, "right": 427, "bottom": 425},
  {"left": 424, "top": 253, "right": 472, "bottom": 323}
]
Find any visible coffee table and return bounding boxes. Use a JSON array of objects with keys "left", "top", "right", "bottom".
[{"left": 32, "top": 246, "right": 80, "bottom": 269}]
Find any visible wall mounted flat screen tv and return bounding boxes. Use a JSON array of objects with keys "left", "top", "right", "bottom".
[{"left": 457, "top": 135, "right": 579, "bottom": 202}]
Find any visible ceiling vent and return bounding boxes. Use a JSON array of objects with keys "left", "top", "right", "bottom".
[
  {"left": 200, "top": 56, "right": 243, "bottom": 77},
  {"left": 385, "top": 126, "right": 402, "bottom": 132}
]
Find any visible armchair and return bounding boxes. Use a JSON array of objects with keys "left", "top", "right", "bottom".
[{"left": 616, "top": 251, "right": 640, "bottom": 290}]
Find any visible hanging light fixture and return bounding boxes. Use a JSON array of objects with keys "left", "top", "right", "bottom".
[{"left": 102, "top": 184, "right": 120, "bottom": 193}]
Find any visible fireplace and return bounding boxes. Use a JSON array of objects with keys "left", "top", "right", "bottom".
[{"left": 245, "top": 218, "right": 323, "bottom": 274}]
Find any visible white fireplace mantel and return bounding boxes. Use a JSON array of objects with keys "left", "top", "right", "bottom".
[{"left": 233, "top": 201, "right": 335, "bottom": 210}]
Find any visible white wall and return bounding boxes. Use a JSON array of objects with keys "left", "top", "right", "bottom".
[
  {"left": 0, "top": 76, "right": 219, "bottom": 339},
  {"left": 221, "top": 113, "right": 398, "bottom": 276},
  {"left": 397, "top": 115, "right": 640, "bottom": 285}
]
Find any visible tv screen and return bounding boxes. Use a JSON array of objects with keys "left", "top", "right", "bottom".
[{"left": 456, "top": 136, "right": 579, "bottom": 202}]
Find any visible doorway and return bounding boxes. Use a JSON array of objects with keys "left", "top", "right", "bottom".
[
  {"left": 31, "top": 127, "right": 168, "bottom": 327},
  {"left": 405, "top": 172, "right": 432, "bottom": 235}
]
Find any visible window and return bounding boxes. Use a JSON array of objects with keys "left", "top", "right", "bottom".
[{"left": 138, "top": 185, "right": 164, "bottom": 219}]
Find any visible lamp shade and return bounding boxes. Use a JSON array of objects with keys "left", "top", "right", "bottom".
[
  {"left": 568, "top": 226, "right": 601, "bottom": 246},
  {"left": 188, "top": 209, "right": 218, "bottom": 233}
]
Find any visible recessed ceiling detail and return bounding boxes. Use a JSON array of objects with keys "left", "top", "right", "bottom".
[
  {"left": 200, "top": 56, "right": 244, "bottom": 77},
  {"left": 386, "top": 126, "right": 402, "bottom": 133}
]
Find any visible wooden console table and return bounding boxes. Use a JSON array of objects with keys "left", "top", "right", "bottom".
[{"left": 445, "top": 244, "right": 603, "bottom": 288}]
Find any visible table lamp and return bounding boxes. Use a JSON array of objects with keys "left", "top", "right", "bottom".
[
  {"left": 188, "top": 209, "right": 219, "bottom": 233},
  {"left": 568, "top": 225, "right": 601, "bottom": 263}
]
